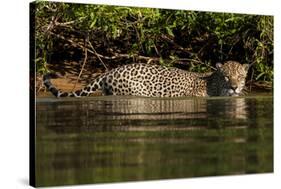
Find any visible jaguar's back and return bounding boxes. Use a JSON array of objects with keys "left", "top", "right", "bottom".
[{"left": 44, "top": 61, "right": 249, "bottom": 97}]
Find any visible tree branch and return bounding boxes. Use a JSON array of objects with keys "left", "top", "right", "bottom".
[{"left": 71, "top": 35, "right": 89, "bottom": 91}]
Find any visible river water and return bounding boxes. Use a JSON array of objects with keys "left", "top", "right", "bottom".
[{"left": 35, "top": 95, "right": 273, "bottom": 186}]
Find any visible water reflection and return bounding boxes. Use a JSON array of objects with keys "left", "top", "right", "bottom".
[
  {"left": 37, "top": 97, "right": 251, "bottom": 129},
  {"left": 36, "top": 96, "right": 273, "bottom": 186}
]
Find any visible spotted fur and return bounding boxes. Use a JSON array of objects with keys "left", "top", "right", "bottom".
[{"left": 43, "top": 61, "right": 249, "bottom": 97}]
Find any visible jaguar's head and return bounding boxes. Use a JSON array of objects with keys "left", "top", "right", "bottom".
[{"left": 216, "top": 61, "right": 249, "bottom": 96}]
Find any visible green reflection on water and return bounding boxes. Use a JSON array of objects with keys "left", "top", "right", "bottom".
[{"left": 35, "top": 95, "right": 273, "bottom": 187}]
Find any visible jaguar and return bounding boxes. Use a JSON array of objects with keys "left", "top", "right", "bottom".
[{"left": 43, "top": 61, "right": 249, "bottom": 97}]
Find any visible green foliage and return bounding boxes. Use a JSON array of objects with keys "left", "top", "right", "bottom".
[{"left": 33, "top": 1, "right": 273, "bottom": 82}]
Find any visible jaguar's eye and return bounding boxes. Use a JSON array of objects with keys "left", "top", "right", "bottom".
[{"left": 239, "top": 76, "right": 245, "bottom": 80}]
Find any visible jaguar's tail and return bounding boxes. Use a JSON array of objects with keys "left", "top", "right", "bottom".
[{"left": 43, "top": 73, "right": 102, "bottom": 97}]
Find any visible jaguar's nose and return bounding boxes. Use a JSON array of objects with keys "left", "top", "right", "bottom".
[{"left": 231, "top": 85, "right": 238, "bottom": 91}]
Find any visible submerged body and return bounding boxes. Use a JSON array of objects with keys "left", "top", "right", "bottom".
[{"left": 44, "top": 61, "right": 249, "bottom": 97}]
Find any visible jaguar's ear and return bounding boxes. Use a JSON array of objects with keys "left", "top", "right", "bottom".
[
  {"left": 243, "top": 64, "right": 250, "bottom": 72},
  {"left": 216, "top": 62, "right": 223, "bottom": 71}
]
